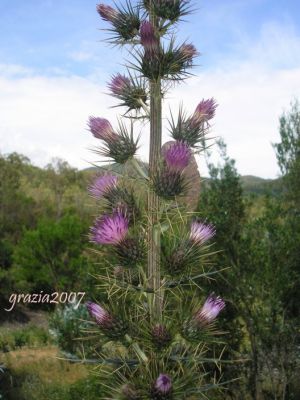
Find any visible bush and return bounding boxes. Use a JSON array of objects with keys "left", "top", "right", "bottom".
[{"left": 49, "top": 304, "right": 99, "bottom": 358}]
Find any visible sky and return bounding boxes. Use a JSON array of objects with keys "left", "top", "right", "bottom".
[{"left": 0, "top": 0, "right": 300, "bottom": 178}]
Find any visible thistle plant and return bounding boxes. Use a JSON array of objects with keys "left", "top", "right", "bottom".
[{"left": 83, "top": 1, "right": 228, "bottom": 398}]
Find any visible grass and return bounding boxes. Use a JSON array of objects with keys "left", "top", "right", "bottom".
[
  {"left": 0, "top": 346, "right": 100, "bottom": 400},
  {"left": 0, "top": 324, "right": 51, "bottom": 352},
  {"left": 2, "top": 346, "right": 88, "bottom": 385},
  {"left": 0, "top": 312, "right": 103, "bottom": 400}
]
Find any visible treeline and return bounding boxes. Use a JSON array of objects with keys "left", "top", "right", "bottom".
[
  {"left": 197, "top": 102, "right": 300, "bottom": 399},
  {"left": 0, "top": 154, "right": 97, "bottom": 317}
]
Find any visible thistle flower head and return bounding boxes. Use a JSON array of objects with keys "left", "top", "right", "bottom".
[
  {"left": 88, "top": 174, "right": 118, "bottom": 199},
  {"left": 153, "top": 167, "right": 187, "bottom": 199},
  {"left": 195, "top": 294, "right": 225, "bottom": 325},
  {"left": 163, "top": 141, "right": 191, "bottom": 171},
  {"left": 87, "top": 301, "right": 128, "bottom": 338},
  {"left": 97, "top": 4, "right": 119, "bottom": 22},
  {"left": 152, "top": 324, "right": 172, "bottom": 349},
  {"left": 189, "top": 220, "right": 215, "bottom": 245},
  {"left": 155, "top": 374, "right": 172, "bottom": 394},
  {"left": 140, "top": 21, "right": 159, "bottom": 55},
  {"left": 88, "top": 117, "right": 118, "bottom": 142},
  {"left": 179, "top": 43, "right": 198, "bottom": 62},
  {"left": 190, "top": 98, "right": 218, "bottom": 127},
  {"left": 86, "top": 301, "right": 114, "bottom": 328},
  {"left": 108, "top": 74, "right": 131, "bottom": 96},
  {"left": 143, "top": 0, "right": 190, "bottom": 22},
  {"left": 115, "top": 237, "right": 145, "bottom": 267},
  {"left": 90, "top": 213, "right": 129, "bottom": 245}
]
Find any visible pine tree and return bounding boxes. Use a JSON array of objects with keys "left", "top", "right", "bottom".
[{"left": 84, "top": 1, "right": 227, "bottom": 398}]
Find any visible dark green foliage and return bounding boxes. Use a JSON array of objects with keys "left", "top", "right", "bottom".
[
  {"left": 13, "top": 214, "right": 92, "bottom": 294},
  {"left": 274, "top": 100, "right": 300, "bottom": 205},
  {"left": 0, "top": 325, "right": 51, "bottom": 352},
  {"left": 197, "top": 132, "right": 300, "bottom": 399}
]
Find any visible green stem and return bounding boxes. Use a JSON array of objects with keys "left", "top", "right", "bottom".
[
  {"left": 125, "top": 334, "right": 149, "bottom": 363},
  {"left": 147, "top": 14, "right": 163, "bottom": 320},
  {"left": 130, "top": 157, "right": 149, "bottom": 180}
]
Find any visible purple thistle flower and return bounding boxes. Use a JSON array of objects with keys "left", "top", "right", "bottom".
[
  {"left": 179, "top": 43, "right": 198, "bottom": 61},
  {"left": 189, "top": 220, "right": 216, "bottom": 245},
  {"left": 88, "top": 117, "right": 119, "bottom": 143},
  {"left": 195, "top": 294, "right": 225, "bottom": 325},
  {"left": 163, "top": 141, "right": 191, "bottom": 171},
  {"left": 155, "top": 374, "right": 172, "bottom": 394},
  {"left": 86, "top": 301, "right": 114, "bottom": 329},
  {"left": 90, "top": 213, "right": 129, "bottom": 245},
  {"left": 190, "top": 98, "right": 218, "bottom": 127},
  {"left": 140, "top": 21, "right": 159, "bottom": 56},
  {"left": 108, "top": 74, "right": 131, "bottom": 96},
  {"left": 97, "top": 4, "right": 119, "bottom": 22},
  {"left": 88, "top": 174, "right": 118, "bottom": 199}
]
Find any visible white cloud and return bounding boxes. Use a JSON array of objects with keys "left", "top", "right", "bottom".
[
  {"left": 0, "top": 21, "right": 300, "bottom": 178},
  {"left": 68, "top": 51, "right": 94, "bottom": 62}
]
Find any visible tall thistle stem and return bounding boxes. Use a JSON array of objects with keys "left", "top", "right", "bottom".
[{"left": 148, "top": 14, "right": 162, "bottom": 321}]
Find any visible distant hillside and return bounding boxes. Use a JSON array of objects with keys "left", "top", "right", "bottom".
[
  {"left": 240, "top": 175, "right": 282, "bottom": 196},
  {"left": 82, "top": 165, "right": 283, "bottom": 197}
]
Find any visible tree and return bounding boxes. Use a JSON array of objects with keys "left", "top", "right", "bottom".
[
  {"left": 13, "top": 215, "right": 92, "bottom": 295},
  {"left": 198, "top": 139, "right": 300, "bottom": 399},
  {"left": 274, "top": 100, "right": 300, "bottom": 207},
  {"left": 0, "top": 153, "right": 36, "bottom": 311}
]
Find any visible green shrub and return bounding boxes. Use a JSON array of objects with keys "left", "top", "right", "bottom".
[
  {"left": 49, "top": 304, "right": 99, "bottom": 358},
  {"left": 69, "top": 376, "right": 104, "bottom": 400}
]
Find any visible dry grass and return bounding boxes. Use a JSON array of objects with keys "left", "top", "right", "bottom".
[{"left": 1, "top": 346, "right": 88, "bottom": 385}]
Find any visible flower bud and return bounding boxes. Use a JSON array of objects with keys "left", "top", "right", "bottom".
[
  {"left": 190, "top": 98, "right": 218, "bottom": 127},
  {"left": 151, "top": 374, "right": 172, "bottom": 398},
  {"left": 86, "top": 301, "right": 114, "bottom": 329},
  {"left": 108, "top": 74, "right": 131, "bottom": 96},
  {"left": 153, "top": 167, "right": 187, "bottom": 199},
  {"left": 152, "top": 324, "right": 172, "bottom": 349},
  {"left": 97, "top": 4, "right": 119, "bottom": 22},
  {"left": 108, "top": 74, "right": 148, "bottom": 111},
  {"left": 178, "top": 43, "right": 198, "bottom": 64},
  {"left": 140, "top": 21, "right": 159, "bottom": 57},
  {"left": 115, "top": 237, "right": 145, "bottom": 267},
  {"left": 144, "top": 0, "right": 189, "bottom": 22},
  {"left": 86, "top": 301, "right": 128, "bottom": 339},
  {"left": 88, "top": 117, "right": 119, "bottom": 143}
]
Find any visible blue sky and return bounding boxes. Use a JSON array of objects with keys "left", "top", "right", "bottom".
[{"left": 0, "top": 0, "right": 300, "bottom": 177}]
